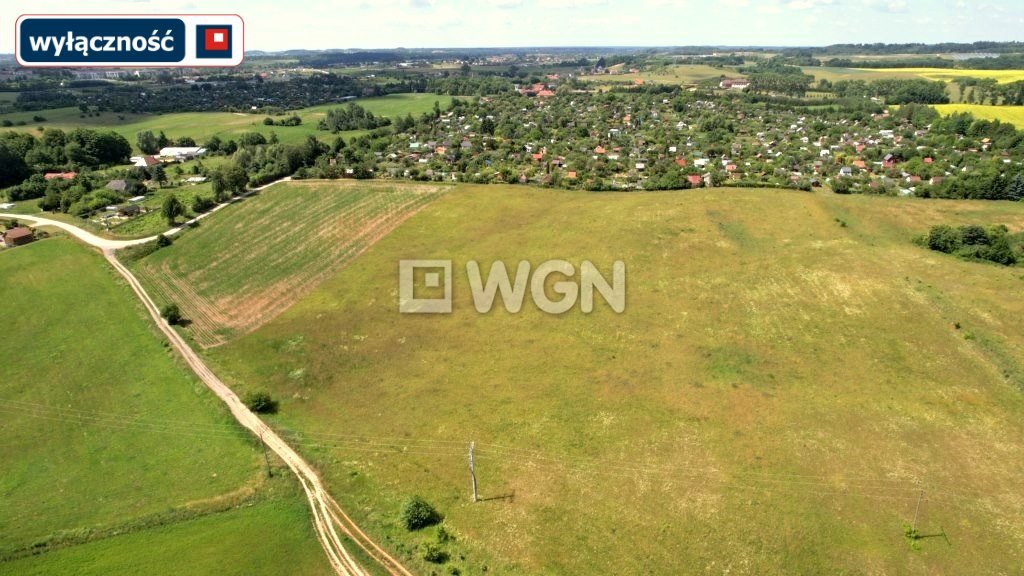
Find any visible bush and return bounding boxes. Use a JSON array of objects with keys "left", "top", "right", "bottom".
[
  {"left": 923, "top": 223, "right": 1020, "bottom": 266},
  {"left": 155, "top": 234, "right": 173, "bottom": 248},
  {"left": 160, "top": 303, "right": 182, "bottom": 325},
  {"left": 421, "top": 542, "right": 448, "bottom": 564},
  {"left": 436, "top": 525, "right": 454, "bottom": 544},
  {"left": 244, "top": 391, "right": 278, "bottom": 414},
  {"left": 926, "top": 224, "right": 961, "bottom": 253},
  {"left": 191, "top": 195, "right": 215, "bottom": 213},
  {"left": 400, "top": 496, "right": 441, "bottom": 531}
]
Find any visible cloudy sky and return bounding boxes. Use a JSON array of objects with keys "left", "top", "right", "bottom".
[{"left": 6, "top": 0, "right": 1023, "bottom": 51}]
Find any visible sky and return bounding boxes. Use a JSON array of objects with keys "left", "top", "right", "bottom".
[{"left": 5, "top": 0, "right": 1024, "bottom": 52}]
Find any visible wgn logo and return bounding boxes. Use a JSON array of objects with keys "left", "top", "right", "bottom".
[
  {"left": 16, "top": 15, "right": 244, "bottom": 67},
  {"left": 399, "top": 259, "right": 627, "bottom": 315}
]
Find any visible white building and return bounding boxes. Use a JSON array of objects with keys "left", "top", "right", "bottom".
[{"left": 158, "top": 147, "right": 207, "bottom": 161}]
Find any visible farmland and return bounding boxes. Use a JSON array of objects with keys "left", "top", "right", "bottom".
[
  {"left": 804, "top": 66, "right": 1024, "bottom": 85},
  {"left": 203, "top": 184, "right": 1024, "bottom": 575},
  {"left": 580, "top": 63, "right": 741, "bottom": 85},
  {"left": 130, "top": 180, "right": 448, "bottom": 347},
  {"left": 933, "top": 103, "right": 1024, "bottom": 128},
  {"left": 0, "top": 93, "right": 452, "bottom": 152},
  {"left": 0, "top": 238, "right": 329, "bottom": 574}
]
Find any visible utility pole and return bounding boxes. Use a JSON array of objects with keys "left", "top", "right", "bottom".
[
  {"left": 260, "top": 431, "right": 273, "bottom": 478},
  {"left": 468, "top": 441, "right": 478, "bottom": 503},
  {"left": 912, "top": 484, "right": 924, "bottom": 532}
]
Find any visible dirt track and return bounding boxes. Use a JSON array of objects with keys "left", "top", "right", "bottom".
[{"left": 10, "top": 181, "right": 412, "bottom": 576}]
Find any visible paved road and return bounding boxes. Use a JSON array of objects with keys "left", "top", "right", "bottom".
[
  {"left": 0, "top": 176, "right": 291, "bottom": 250},
  {"left": 6, "top": 176, "right": 412, "bottom": 576}
]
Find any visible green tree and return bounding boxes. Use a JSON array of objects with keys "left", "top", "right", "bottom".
[
  {"left": 136, "top": 130, "right": 160, "bottom": 154},
  {"left": 152, "top": 164, "right": 167, "bottom": 187},
  {"left": 160, "top": 303, "right": 182, "bottom": 325},
  {"left": 400, "top": 496, "right": 441, "bottom": 531},
  {"left": 243, "top": 391, "right": 278, "bottom": 414},
  {"left": 161, "top": 194, "right": 185, "bottom": 226}
]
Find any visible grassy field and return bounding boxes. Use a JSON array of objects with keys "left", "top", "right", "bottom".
[
  {"left": 0, "top": 238, "right": 329, "bottom": 573},
  {"left": 201, "top": 185, "right": 1024, "bottom": 575},
  {"left": 933, "top": 104, "right": 1024, "bottom": 128},
  {"left": 580, "top": 64, "right": 741, "bottom": 85},
  {"left": 0, "top": 93, "right": 452, "bottom": 152},
  {"left": 0, "top": 498, "right": 329, "bottom": 576},
  {"left": 803, "top": 66, "right": 928, "bottom": 83},
  {"left": 130, "top": 179, "right": 448, "bottom": 347}
]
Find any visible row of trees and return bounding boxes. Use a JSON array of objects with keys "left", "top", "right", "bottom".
[
  {"left": 923, "top": 224, "right": 1020, "bottom": 266},
  {"left": 0, "top": 129, "right": 132, "bottom": 189},
  {"left": 829, "top": 78, "right": 949, "bottom": 104},
  {"left": 318, "top": 103, "right": 391, "bottom": 132}
]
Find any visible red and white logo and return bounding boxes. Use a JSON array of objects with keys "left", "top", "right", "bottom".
[{"left": 204, "top": 28, "right": 230, "bottom": 51}]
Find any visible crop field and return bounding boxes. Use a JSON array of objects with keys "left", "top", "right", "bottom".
[
  {"left": 0, "top": 238, "right": 328, "bottom": 573},
  {"left": 580, "top": 64, "right": 741, "bottom": 85},
  {"left": 933, "top": 104, "right": 1024, "bottom": 128},
  {"left": 802, "top": 66, "right": 929, "bottom": 83},
  {"left": 805, "top": 66, "right": 1024, "bottom": 86},
  {"left": 131, "top": 179, "right": 448, "bottom": 347},
  {"left": 880, "top": 68, "right": 1024, "bottom": 84},
  {"left": 0, "top": 93, "right": 452, "bottom": 152},
  {"left": 204, "top": 185, "right": 1024, "bottom": 575}
]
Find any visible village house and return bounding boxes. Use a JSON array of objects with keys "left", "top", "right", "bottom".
[
  {"left": 719, "top": 79, "right": 750, "bottom": 90},
  {"left": 3, "top": 227, "right": 34, "bottom": 248},
  {"left": 131, "top": 155, "right": 161, "bottom": 168},
  {"left": 44, "top": 172, "right": 76, "bottom": 181},
  {"left": 158, "top": 147, "right": 206, "bottom": 161},
  {"left": 106, "top": 179, "right": 129, "bottom": 193}
]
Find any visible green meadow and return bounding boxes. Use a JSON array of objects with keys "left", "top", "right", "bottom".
[
  {"left": 194, "top": 184, "right": 1024, "bottom": 575},
  {"left": 0, "top": 238, "right": 329, "bottom": 574},
  {"left": 0, "top": 93, "right": 452, "bottom": 152}
]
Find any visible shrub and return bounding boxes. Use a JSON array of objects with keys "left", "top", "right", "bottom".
[
  {"left": 436, "top": 525, "right": 454, "bottom": 544},
  {"left": 400, "top": 496, "right": 441, "bottom": 531},
  {"left": 155, "top": 234, "right": 173, "bottom": 248},
  {"left": 191, "top": 195, "right": 215, "bottom": 213},
  {"left": 926, "top": 224, "right": 961, "bottom": 253},
  {"left": 421, "top": 542, "right": 448, "bottom": 564},
  {"left": 244, "top": 391, "right": 278, "bottom": 414},
  {"left": 160, "top": 303, "right": 182, "bottom": 325}
]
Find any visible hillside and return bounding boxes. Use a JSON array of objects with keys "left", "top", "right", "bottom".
[
  {"left": 130, "top": 180, "right": 448, "bottom": 347},
  {"left": 201, "top": 184, "right": 1024, "bottom": 574},
  {"left": 0, "top": 238, "right": 329, "bottom": 575}
]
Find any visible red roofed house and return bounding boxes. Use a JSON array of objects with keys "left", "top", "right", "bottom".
[
  {"left": 687, "top": 174, "right": 703, "bottom": 187},
  {"left": 566, "top": 171, "right": 578, "bottom": 179},
  {"left": 44, "top": 172, "right": 76, "bottom": 181},
  {"left": 675, "top": 158, "right": 687, "bottom": 168},
  {"left": 923, "top": 157, "right": 934, "bottom": 164},
  {"left": 852, "top": 160, "right": 867, "bottom": 170},
  {"left": 594, "top": 146, "right": 606, "bottom": 155},
  {"left": 3, "top": 227, "right": 34, "bottom": 248},
  {"left": 536, "top": 89, "right": 556, "bottom": 98},
  {"left": 882, "top": 154, "right": 896, "bottom": 169},
  {"left": 531, "top": 153, "right": 544, "bottom": 161},
  {"left": 136, "top": 155, "right": 161, "bottom": 168}
]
